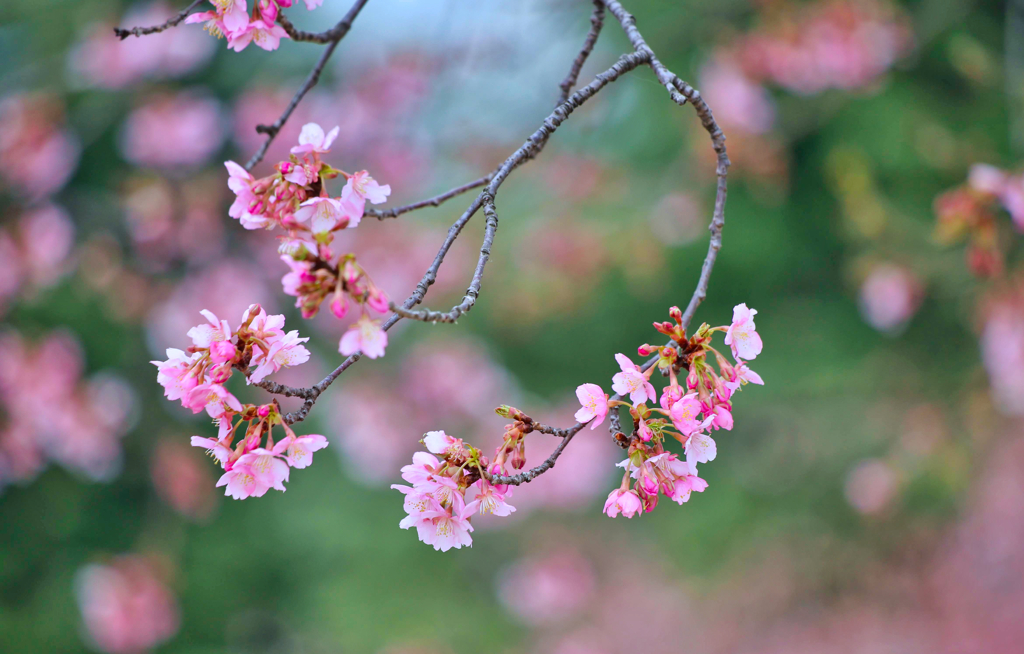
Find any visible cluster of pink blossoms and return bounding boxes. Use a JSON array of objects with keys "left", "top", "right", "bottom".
[
  {"left": 391, "top": 304, "right": 764, "bottom": 549},
  {"left": 225, "top": 123, "right": 392, "bottom": 359},
  {"left": 152, "top": 305, "right": 327, "bottom": 498},
  {"left": 392, "top": 429, "right": 518, "bottom": 551},
  {"left": 579, "top": 303, "right": 764, "bottom": 518},
  {"left": 185, "top": 0, "right": 319, "bottom": 52}
]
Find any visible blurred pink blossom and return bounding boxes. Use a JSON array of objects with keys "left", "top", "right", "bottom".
[
  {"left": 497, "top": 549, "right": 596, "bottom": 626},
  {"left": 69, "top": 3, "right": 214, "bottom": 89},
  {"left": 700, "top": 54, "right": 775, "bottom": 134},
  {"left": 0, "top": 94, "right": 80, "bottom": 199},
  {"left": 0, "top": 204, "right": 75, "bottom": 313},
  {"left": 75, "top": 555, "right": 180, "bottom": 654},
  {"left": 121, "top": 92, "right": 224, "bottom": 169},
  {"left": 151, "top": 439, "right": 216, "bottom": 521},
  {"left": 844, "top": 458, "right": 898, "bottom": 515},
  {"left": 858, "top": 263, "right": 923, "bottom": 333}
]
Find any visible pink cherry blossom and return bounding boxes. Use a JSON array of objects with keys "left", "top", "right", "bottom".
[
  {"left": 725, "top": 360, "right": 764, "bottom": 393},
  {"left": 0, "top": 94, "right": 80, "bottom": 200},
  {"left": 400, "top": 451, "right": 441, "bottom": 486},
  {"left": 184, "top": 11, "right": 229, "bottom": 39},
  {"left": 710, "top": 404, "right": 733, "bottom": 430},
  {"left": 684, "top": 431, "right": 717, "bottom": 473},
  {"left": 294, "top": 196, "right": 347, "bottom": 234},
  {"left": 190, "top": 435, "right": 232, "bottom": 467},
  {"left": 603, "top": 488, "right": 642, "bottom": 518},
  {"left": 224, "top": 160, "right": 267, "bottom": 226},
  {"left": 209, "top": 340, "right": 237, "bottom": 364},
  {"left": 184, "top": 382, "right": 243, "bottom": 418},
  {"left": 302, "top": 0, "right": 323, "bottom": 9},
  {"left": 228, "top": 19, "right": 288, "bottom": 52},
  {"left": 339, "top": 314, "right": 388, "bottom": 359},
  {"left": 422, "top": 430, "right": 463, "bottom": 456},
  {"left": 290, "top": 123, "right": 339, "bottom": 156},
  {"left": 120, "top": 93, "right": 223, "bottom": 169},
  {"left": 248, "top": 330, "right": 310, "bottom": 383},
  {"left": 724, "top": 302, "right": 763, "bottom": 360},
  {"left": 342, "top": 170, "right": 391, "bottom": 206},
  {"left": 418, "top": 495, "right": 477, "bottom": 551},
  {"left": 74, "top": 556, "right": 179, "bottom": 654},
  {"left": 574, "top": 383, "right": 609, "bottom": 430},
  {"left": 236, "top": 446, "right": 289, "bottom": 491},
  {"left": 152, "top": 348, "right": 202, "bottom": 402},
  {"left": 216, "top": 463, "right": 267, "bottom": 499},
  {"left": 284, "top": 433, "right": 328, "bottom": 469},
  {"left": 668, "top": 393, "right": 706, "bottom": 435},
  {"left": 859, "top": 264, "right": 923, "bottom": 333},
  {"left": 472, "top": 478, "right": 516, "bottom": 516},
  {"left": 186, "top": 309, "right": 232, "bottom": 348},
  {"left": 665, "top": 473, "right": 708, "bottom": 504},
  {"left": 610, "top": 353, "right": 656, "bottom": 405}
]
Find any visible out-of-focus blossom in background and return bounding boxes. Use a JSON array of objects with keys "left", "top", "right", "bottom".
[
  {"left": 844, "top": 457, "right": 899, "bottom": 515},
  {"left": 120, "top": 92, "right": 224, "bottom": 170},
  {"left": 68, "top": 2, "right": 214, "bottom": 89},
  {"left": 980, "top": 287, "right": 1024, "bottom": 415},
  {"left": 0, "top": 331, "right": 135, "bottom": 490},
  {"left": 497, "top": 549, "right": 595, "bottom": 626},
  {"left": 0, "top": 94, "right": 80, "bottom": 200},
  {"left": 75, "top": 555, "right": 180, "bottom": 654},
  {"left": 0, "top": 204, "right": 76, "bottom": 314},
  {"left": 151, "top": 439, "right": 216, "bottom": 521},
  {"left": 858, "top": 263, "right": 923, "bottom": 333}
]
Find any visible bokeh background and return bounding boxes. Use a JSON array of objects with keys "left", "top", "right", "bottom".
[{"left": 2, "top": 0, "right": 1023, "bottom": 651}]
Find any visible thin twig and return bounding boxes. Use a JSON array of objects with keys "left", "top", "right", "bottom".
[
  {"left": 364, "top": 175, "right": 491, "bottom": 220},
  {"left": 244, "top": 0, "right": 371, "bottom": 170},
  {"left": 558, "top": 0, "right": 605, "bottom": 105},
  {"left": 113, "top": 0, "right": 204, "bottom": 40}
]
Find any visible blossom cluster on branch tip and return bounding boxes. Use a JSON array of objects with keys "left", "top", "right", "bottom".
[
  {"left": 389, "top": 305, "right": 764, "bottom": 548},
  {"left": 935, "top": 163, "right": 1024, "bottom": 278},
  {"left": 585, "top": 303, "right": 763, "bottom": 518},
  {"left": 392, "top": 429, "right": 518, "bottom": 551},
  {"left": 185, "top": 0, "right": 319, "bottom": 52},
  {"left": 152, "top": 305, "right": 327, "bottom": 499},
  {"left": 226, "top": 123, "right": 392, "bottom": 358}
]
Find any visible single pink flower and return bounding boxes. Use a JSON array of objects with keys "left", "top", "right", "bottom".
[
  {"left": 284, "top": 433, "right": 328, "bottom": 469},
  {"left": 668, "top": 393, "right": 706, "bottom": 435},
  {"left": 290, "top": 122, "right": 339, "bottom": 156},
  {"left": 659, "top": 383, "right": 684, "bottom": 412},
  {"left": 684, "top": 431, "right": 717, "bottom": 473},
  {"left": 418, "top": 495, "right": 477, "bottom": 551},
  {"left": 294, "top": 196, "right": 346, "bottom": 234},
  {"left": 610, "top": 353, "right": 656, "bottom": 405},
  {"left": 603, "top": 488, "right": 642, "bottom": 518},
  {"left": 224, "top": 160, "right": 266, "bottom": 226},
  {"left": 710, "top": 403, "right": 733, "bottom": 430},
  {"left": 209, "top": 339, "right": 237, "bottom": 364},
  {"left": 216, "top": 463, "right": 268, "bottom": 499},
  {"left": 574, "top": 383, "right": 609, "bottom": 430},
  {"left": 472, "top": 478, "right": 516, "bottom": 516},
  {"left": 209, "top": 0, "right": 248, "bottom": 34},
  {"left": 302, "top": 0, "right": 322, "bottom": 9},
  {"left": 664, "top": 474, "right": 707, "bottom": 504},
  {"left": 724, "top": 303, "right": 763, "bottom": 360},
  {"left": 184, "top": 383, "right": 243, "bottom": 418},
  {"left": 185, "top": 11, "right": 229, "bottom": 39},
  {"left": 341, "top": 170, "right": 391, "bottom": 206},
  {"left": 400, "top": 451, "right": 441, "bottom": 486},
  {"left": 190, "top": 435, "right": 231, "bottom": 467},
  {"left": 724, "top": 360, "right": 764, "bottom": 393},
  {"left": 248, "top": 330, "right": 310, "bottom": 383},
  {"left": 422, "top": 430, "right": 463, "bottom": 456},
  {"left": 186, "top": 309, "right": 233, "bottom": 348},
  {"left": 151, "top": 348, "right": 201, "bottom": 401},
  {"left": 236, "top": 446, "right": 289, "bottom": 491},
  {"left": 227, "top": 19, "right": 288, "bottom": 52},
  {"left": 339, "top": 315, "right": 387, "bottom": 359}
]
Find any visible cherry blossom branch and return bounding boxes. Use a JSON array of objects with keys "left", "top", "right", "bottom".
[
  {"left": 274, "top": 3, "right": 367, "bottom": 44},
  {"left": 364, "top": 175, "right": 491, "bottom": 220},
  {"left": 244, "top": 0, "right": 371, "bottom": 170},
  {"left": 112, "top": 0, "right": 205, "bottom": 39}
]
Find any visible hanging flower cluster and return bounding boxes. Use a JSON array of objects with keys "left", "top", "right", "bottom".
[
  {"left": 584, "top": 303, "right": 764, "bottom": 517},
  {"left": 393, "top": 303, "right": 765, "bottom": 548},
  {"left": 225, "top": 123, "right": 392, "bottom": 358},
  {"left": 392, "top": 429, "right": 517, "bottom": 552},
  {"left": 934, "top": 163, "right": 1024, "bottom": 278},
  {"left": 152, "top": 305, "right": 327, "bottom": 499},
  {"left": 185, "top": 0, "right": 319, "bottom": 52}
]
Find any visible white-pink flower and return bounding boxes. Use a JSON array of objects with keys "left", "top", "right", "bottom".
[
  {"left": 339, "top": 315, "right": 388, "bottom": 359},
  {"left": 186, "top": 309, "right": 233, "bottom": 349},
  {"left": 236, "top": 445, "right": 289, "bottom": 491},
  {"left": 151, "top": 348, "right": 201, "bottom": 402},
  {"left": 684, "top": 431, "right": 717, "bottom": 473},
  {"left": 342, "top": 170, "right": 391, "bottom": 206},
  {"left": 228, "top": 19, "right": 288, "bottom": 52},
  {"left": 290, "top": 122, "right": 339, "bottom": 156},
  {"left": 610, "top": 353, "right": 656, "bottom": 405},
  {"left": 422, "top": 430, "right": 463, "bottom": 456},
  {"left": 216, "top": 463, "right": 267, "bottom": 499},
  {"left": 473, "top": 478, "right": 516, "bottom": 516},
  {"left": 603, "top": 488, "right": 642, "bottom": 518},
  {"left": 400, "top": 451, "right": 441, "bottom": 486},
  {"left": 190, "top": 435, "right": 232, "bottom": 467},
  {"left": 724, "top": 303, "right": 762, "bottom": 360},
  {"left": 419, "top": 495, "right": 477, "bottom": 551},
  {"left": 669, "top": 393, "right": 707, "bottom": 435},
  {"left": 224, "top": 160, "right": 264, "bottom": 225},
  {"left": 724, "top": 361, "right": 764, "bottom": 394},
  {"left": 574, "top": 383, "right": 609, "bottom": 430},
  {"left": 665, "top": 474, "right": 708, "bottom": 504},
  {"left": 184, "top": 382, "right": 243, "bottom": 418},
  {"left": 209, "top": 0, "right": 248, "bottom": 34},
  {"left": 284, "top": 433, "right": 328, "bottom": 469},
  {"left": 294, "top": 196, "right": 346, "bottom": 234},
  {"left": 248, "top": 330, "right": 310, "bottom": 383}
]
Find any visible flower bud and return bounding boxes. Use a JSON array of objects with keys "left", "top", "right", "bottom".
[
  {"left": 257, "top": 405, "right": 271, "bottom": 418},
  {"left": 367, "top": 287, "right": 390, "bottom": 314},
  {"left": 686, "top": 366, "right": 699, "bottom": 390},
  {"left": 511, "top": 440, "right": 526, "bottom": 470},
  {"left": 669, "top": 305, "right": 683, "bottom": 324},
  {"left": 330, "top": 293, "right": 349, "bottom": 320},
  {"left": 209, "top": 340, "right": 237, "bottom": 364}
]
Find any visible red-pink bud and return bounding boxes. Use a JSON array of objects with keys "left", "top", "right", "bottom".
[
  {"left": 257, "top": 405, "right": 270, "bottom": 418},
  {"left": 638, "top": 344, "right": 654, "bottom": 356},
  {"left": 330, "top": 294, "right": 349, "bottom": 320}
]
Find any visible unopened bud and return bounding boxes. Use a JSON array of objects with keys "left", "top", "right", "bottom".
[
  {"left": 638, "top": 343, "right": 655, "bottom": 356},
  {"left": 511, "top": 440, "right": 526, "bottom": 470},
  {"left": 669, "top": 306, "right": 683, "bottom": 324},
  {"left": 686, "top": 366, "right": 699, "bottom": 390},
  {"left": 257, "top": 405, "right": 271, "bottom": 418},
  {"left": 330, "top": 293, "right": 349, "bottom": 320}
]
